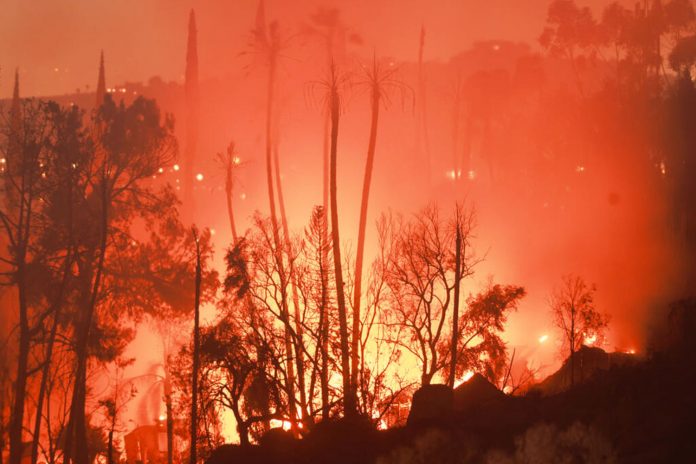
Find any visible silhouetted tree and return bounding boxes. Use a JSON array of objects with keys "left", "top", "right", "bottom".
[
  {"left": 549, "top": 275, "right": 609, "bottom": 386},
  {"left": 352, "top": 57, "right": 411, "bottom": 395}
]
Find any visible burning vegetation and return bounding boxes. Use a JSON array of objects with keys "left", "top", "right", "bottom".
[{"left": 1, "top": 0, "right": 695, "bottom": 463}]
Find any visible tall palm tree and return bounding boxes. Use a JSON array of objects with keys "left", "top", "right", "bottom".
[
  {"left": 352, "top": 57, "right": 410, "bottom": 396},
  {"left": 325, "top": 63, "right": 356, "bottom": 416}
]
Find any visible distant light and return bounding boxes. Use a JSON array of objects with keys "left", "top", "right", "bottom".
[
  {"left": 195, "top": 173, "right": 204, "bottom": 182},
  {"left": 446, "top": 170, "right": 456, "bottom": 180},
  {"left": 467, "top": 169, "right": 476, "bottom": 180},
  {"left": 626, "top": 348, "right": 636, "bottom": 355},
  {"left": 240, "top": 192, "right": 247, "bottom": 200},
  {"left": 53, "top": 67, "right": 59, "bottom": 72},
  {"left": 158, "top": 167, "right": 164, "bottom": 174},
  {"left": 159, "top": 414, "right": 166, "bottom": 422},
  {"left": 659, "top": 161, "right": 666, "bottom": 176},
  {"left": 0, "top": 158, "right": 6, "bottom": 164},
  {"left": 210, "top": 228, "right": 216, "bottom": 236},
  {"left": 538, "top": 334, "right": 549, "bottom": 344},
  {"left": 232, "top": 156, "right": 241, "bottom": 165},
  {"left": 492, "top": 44, "right": 501, "bottom": 51},
  {"left": 575, "top": 165, "right": 586, "bottom": 173},
  {"left": 173, "top": 164, "right": 180, "bottom": 171}
]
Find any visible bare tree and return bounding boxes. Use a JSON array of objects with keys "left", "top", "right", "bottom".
[{"left": 549, "top": 275, "right": 609, "bottom": 386}]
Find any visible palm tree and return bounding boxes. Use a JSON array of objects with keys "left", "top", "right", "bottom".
[
  {"left": 325, "top": 63, "right": 356, "bottom": 416},
  {"left": 352, "top": 57, "right": 410, "bottom": 396},
  {"left": 251, "top": 1, "right": 298, "bottom": 424},
  {"left": 219, "top": 142, "right": 240, "bottom": 243}
]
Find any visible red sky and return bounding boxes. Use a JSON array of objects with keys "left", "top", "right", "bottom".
[{"left": 1, "top": 0, "right": 615, "bottom": 98}]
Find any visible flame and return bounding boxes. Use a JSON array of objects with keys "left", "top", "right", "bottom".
[
  {"left": 453, "top": 370, "right": 474, "bottom": 388},
  {"left": 538, "top": 334, "right": 548, "bottom": 344},
  {"left": 584, "top": 333, "right": 597, "bottom": 345}
]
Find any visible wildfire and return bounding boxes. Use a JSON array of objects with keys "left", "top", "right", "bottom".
[
  {"left": 453, "top": 370, "right": 474, "bottom": 388},
  {"left": 269, "top": 419, "right": 300, "bottom": 431},
  {"left": 584, "top": 333, "right": 597, "bottom": 345}
]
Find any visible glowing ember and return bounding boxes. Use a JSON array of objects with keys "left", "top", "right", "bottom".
[
  {"left": 173, "top": 164, "right": 180, "bottom": 171},
  {"left": 584, "top": 334, "right": 597, "bottom": 345},
  {"left": 538, "top": 334, "right": 549, "bottom": 344},
  {"left": 196, "top": 173, "right": 204, "bottom": 181}
]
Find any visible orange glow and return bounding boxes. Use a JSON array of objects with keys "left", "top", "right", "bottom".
[{"left": 454, "top": 370, "right": 474, "bottom": 388}]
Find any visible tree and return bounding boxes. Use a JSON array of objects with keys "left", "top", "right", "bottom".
[
  {"left": 249, "top": 6, "right": 299, "bottom": 425},
  {"left": 189, "top": 227, "right": 203, "bottom": 464},
  {"left": 108, "top": 208, "right": 217, "bottom": 464},
  {"left": 218, "top": 142, "right": 240, "bottom": 243},
  {"left": 1, "top": 87, "right": 59, "bottom": 464},
  {"left": 549, "top": 275, "right": 609, "bottom": 386},
  {"left": 98, "top": 357, "right": 136, "bottom": 464},
  {"left": 301, "top": 206, "right": 334, "bottom": 419},
  {"left": 382, "top": 204, "right": 522, "bottom": 386},
  {"left": 62, "top": 96, "right": 176, "bottom": 464},
  {"left": 352, "top": 57, "right": 411, "bottom": 396},
  {"left": 540, "top": 0, "right": 599, "bottom": 95},
  {"left": 325, "top": 63, "right": 356, "bottom": 416}
]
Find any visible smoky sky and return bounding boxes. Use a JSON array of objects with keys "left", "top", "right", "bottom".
[{"left": 1, "top": 0, "right": 619, "bottom": 98}]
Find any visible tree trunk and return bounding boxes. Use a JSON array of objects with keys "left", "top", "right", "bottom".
[
  {"left": 64, "top": 173, "right": 109, "bottom": 464},
  {"left": 9, "top": 157, "right": 34, "bottom": 464},
  {"left": 328, "top": 70, "right": 355, "bottom": 417},
  {"left": 273, "top": 139, "right": 309, "bottom": 423},
  {"left": 352, "top": 84, "right": 380, "bottom": 399},
  {"left": 32, "top": 247, "right": 73, "bottom": 464},
  {"left": 189, "top": 229, "right": 202, "bottom": 464},
  {"left": 106, "top": 429, "right": 114, "bottom": 464},
  {"left": 224, "top": 153, "right": 238, "bottom": 243},
  {"left": 165, "top": 376, "right": 174, "bottom": 464},
  {"left": 448, "top": 219, "right": 462, "bottom": 388},
  {"left": 263, "top": 42, "right": 297, "bottom": 425},
  {"left": 9, "top": 265, "right": 29, "bottom": 464}
]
